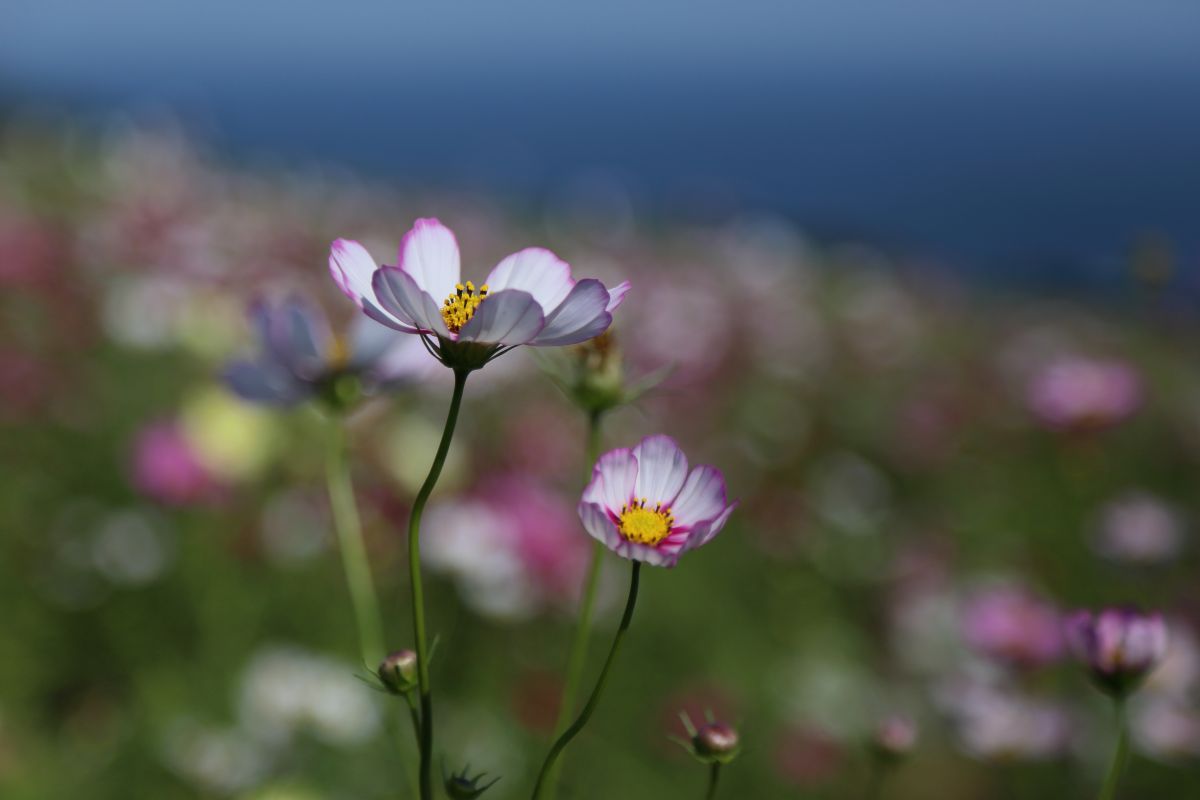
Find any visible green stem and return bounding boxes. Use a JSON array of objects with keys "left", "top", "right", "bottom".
[
  {"left": 325, "top": 419, "right": 385, "bottom": 667},
  {"left": 408, "top": 368, "right": 469, "bottom": 800},
  {"left": 532, "top": 560, "right": 642, "bottom": 800},
  {"left": 542, "top": 410, "right": 606, "bottom": 799},
  {"left": 1098, "top": 699, "right": 1130, "bottom": 800},
  {"left": 705, "top": 762, "right": 721, "bottom": 800}
]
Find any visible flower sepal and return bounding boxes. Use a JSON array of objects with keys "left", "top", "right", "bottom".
[
  {"left": 433, "top": 336, "right": 504, "bottom": 374},
  {"left": 443, "top": 762, "right": 500, "bottom": 799},
  {"left": 377, "top": 649, "right": 418, "bottom": 695}
]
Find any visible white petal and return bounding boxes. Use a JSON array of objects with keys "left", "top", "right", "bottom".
[
  {"left": 456, "top": 289, "right": 544, "bottom": 345},
  {"left": 530, "top": 279, "right": 612, "bottom": 346},
  {"left": 606, "top": 280, "right": 631, "bottom": 313},
  {"left": 582, "top": 448, "right": 638, "bottom": 516},
  {"left": 398, "top": 218, "right": 460, "bottom": 301},
  {"left": 329, "top": 239, "right": 378, "bottom": 309},
  {"left": 680, "top": 503, "right": 736, "bottom": 553},
  {"left": 483, "top": 247, "right": 574, "bottom": 311},
  {"left": 671, "top": 466, "right": 729, "bottom": 530},
  {"left": 579, "top": 501, "right": 623, "bottom": 551},
  {"left": 632, "top": 435, "right": 689, "bottom": 506},
  {"left": 374, "top": 267, "right": 451, "bottom": 337}
]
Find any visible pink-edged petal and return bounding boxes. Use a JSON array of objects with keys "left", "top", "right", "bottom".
[
  {"left": 373, "top": 266, "right": 451, "bottom": 337},
  {"left": 671, "top": 466, "right": 730, "bottom": 530},
  {"left": 579, "top": 501, "right": 624, "bottom": 551},
  {"left": 329, "top": 239, "right": 378, "bottom": 309},
  {"left": 456, "top": 289, "right": 545, "bottom": 345},
  {"left": 615, "top": 537, "right": 682, "bottom": 567},
  {"left": 483, "top": 247, "right": 574, "bottom": 311},
  {"left": 398, "top": 218, "right": 460, "bottom": 301},
  {"left": 680, "top": 502, "right": 737, "bottom": 554},
  {"left": 606, "top": 280, "right": 631, "bottom": 313},
  {"left": 632, "top": 435, "right": 689, "bottom": 506},
  {"left": 530, "top": 279, "right": 612, "bottom": 346},
  {"left": 582, "top": 447, "right": 638, "bottom": 516}
]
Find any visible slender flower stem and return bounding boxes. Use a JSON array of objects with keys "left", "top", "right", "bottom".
[
  {"left": 705, "top": 762, "right": 721, "bottom": 800},
  {"left": 408, "top": 368, "right": 469, "bottom": 800},
  {"left": 532, "top": 560, "right": 642, "bottom": 800},
  {"left": 325, "top": 419, "right": 385, "bottom": 667},
  {"left": 542, "top": 410, "right": 606, "bottom": 799},
  {"left": 1098, "top": 699, "right": 1130, "bottom": 800}
]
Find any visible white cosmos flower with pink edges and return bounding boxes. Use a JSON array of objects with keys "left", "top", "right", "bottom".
[
  {"left": 329, "top": 218, "right": 630, "bottom": 368},
  {"left": 579, "top": 435, "right": 736, "bottom": 567}
]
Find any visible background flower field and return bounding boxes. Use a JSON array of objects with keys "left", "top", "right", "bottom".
[{"left": 2, "top": 121, "right": 1200, "bottom": 798}]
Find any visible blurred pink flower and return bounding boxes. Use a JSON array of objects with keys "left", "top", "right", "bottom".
[
  {"left": 772, "top": 725, "right": 846, "bottom": 788},
  {"left": 424, "top": 475, "right": 590, "bottom": 619},
  {"left": 1132, "top": 699, "right": 1200, "bottom": 761},
  {"left": 129, "top": 420, "right": 222, "bottom": 506},
  {"left": 1025, "top": 357, "right": 1142, "bottom": 432},
  {"left": 1091, "top": 491, "right": 1186, "bottom": 565},
  {"left": 962, "top": 585, "right": 1064, "bottom": 668},
  {"left": 945, "top": 685, "right": 1072, "bottom": 762}
]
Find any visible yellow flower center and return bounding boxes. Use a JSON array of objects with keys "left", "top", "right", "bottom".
[
  {"left": 618, "top": 499, "right": 674, "bottom": 546},
  {"left": 328, "top": 334, "right": 350, "bottom": 369},
  {"left": 440, "top": 281, "right": 489, "bottom": 333}
]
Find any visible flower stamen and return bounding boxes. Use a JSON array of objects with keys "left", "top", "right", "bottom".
[
  {"left": 618, "top": 498, "right": 673, "bottom": 546},
  {"left": 440, "top": 281, "right": 489, "bottom": 333}
]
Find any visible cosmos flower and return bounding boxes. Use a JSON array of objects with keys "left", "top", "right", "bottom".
[
  {"left": 1025, "top": 357, "right": 1142, "bottom": 433},
  {"left": 962, "top": 585, "right": 1065, "bottom": 669},
  {"left": 329, "top": 218, "right": 630, "bottom": 370},
  {"left": 223, "top": 293, "right": 431, "bottom": 407},
  {"left": 1065, "top": 608, "right": 1169, "bottom": 698},
  {"left": 1091, "top": 491, "right": 1187, "bottom": 565},
  {"left": 129, "top": 419, "right": 222, "bottom": 506},
  {"left": 578, "top": 435, "right": 736, "bottom": 567}
]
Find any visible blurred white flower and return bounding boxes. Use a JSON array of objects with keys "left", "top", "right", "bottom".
[
  {"left": 238, "top": 646, "right": 381, "bottom": 748},
  {"left": 162, "top": 719, "right": 271, "bottom": 795},
  {"left": 1091, "top": 491, "right": 1186, "bottom": 565}
]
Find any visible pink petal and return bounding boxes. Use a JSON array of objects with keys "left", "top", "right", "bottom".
[
  {"left": 606, "top": 280, "right": 631, "bottom": 313},
  {"left": 671, "top": 466, "right": 729, "bottom": 530},
  {"left": 530, "top": 279, "right": 612, "bottom": 346},
  {"left": 373, "top": 267, "right": 451, "bottom": 337},
  {"left": 583, "top": 447, "right": 638, "bottom": 516},
  {"left": 456, "top": 289, "right": 545, "bottom": 345},
  {"left": 632, "top": 435, "right": 689, "bottom": 506},
  {"left": 398, "top": 218, "right": 461, "bottom": 302},
  {"left": 483, "top": 247, "right": 574, "bottom": 312}
]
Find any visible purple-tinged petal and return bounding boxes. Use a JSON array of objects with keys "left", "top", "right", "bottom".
[
  {"left": 680, "top": 502, "right": 737, "bottom": 553},
  {"left": 1123, "top": 614, "right": 1169, "bottom": 671},
  {"left": 583, "top": 447, "right": 638, "bottom": 516},
  {"left": 483, "top": 247, "right": 574, "bottom": 312},
  {"left": 671, "top": 465, "right": 730, "bottom": 530},
  {"left": 346, "top": 315, "right": 398, "bottom": 368},
  {"left": 456, "top": 289, "right": 545, "bottom": 345},
  {"left": 329, "top": 239, "right": 378, "bottom": 309},
  {"left": 1094, "top": 609, "right": 1133, "bottom": 673},
  {"left": 223, "top": 359, "right": 312, "bottom": 406},
  {"left": 1063, "top": 611, "right": 1096, "bottom": 663},
  {"left": 579, "top": 501, "right": 623, "bottom": 551},
  {"left": 398, "top": 218, "right": 460, "bottom": 301},
  {"left": 530, "top": 279, "right": 612, "bottom": 346},
  {"left": 606, "top": 280, "right": 631, "bottom": 313},
  {"left": 632, "top": 435, "right": 689, "bottom": 506},
  {"left": 275, "top": 294, "right": 331, "bottom": 378},
  {"left": 374, "top": 266, "right": 451, "bottom": 338}
]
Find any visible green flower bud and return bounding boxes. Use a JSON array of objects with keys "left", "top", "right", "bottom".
[{"left": 377, "top": 649, "right": 418, "bottom": 695}]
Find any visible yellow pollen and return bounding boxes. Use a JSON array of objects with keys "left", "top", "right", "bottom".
[
  {"left": 328, "top": 334, "right": 351, "bottom": 369},
  {"left": 618, "top": 498, "right": 674, "bottom": 546},
  {"left": 440, "top": 281, "right": 489, "bottom": 333}
]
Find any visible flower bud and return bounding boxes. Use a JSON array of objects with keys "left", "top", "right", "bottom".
[
  {"left": 1065, "top": 607, "right": 1168, "bottom": 699},
  {"left": 872, "top": 716, "right": 918, "bottom": 759},
  {"left": 377, "top": 649, "right": 418, "bottom": 695},
  {"left": 694, "top": 721, "right": 741, "bottom": 763},
  {"left": 443, "top": 765, "right": 499, "bottom": 799}
]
